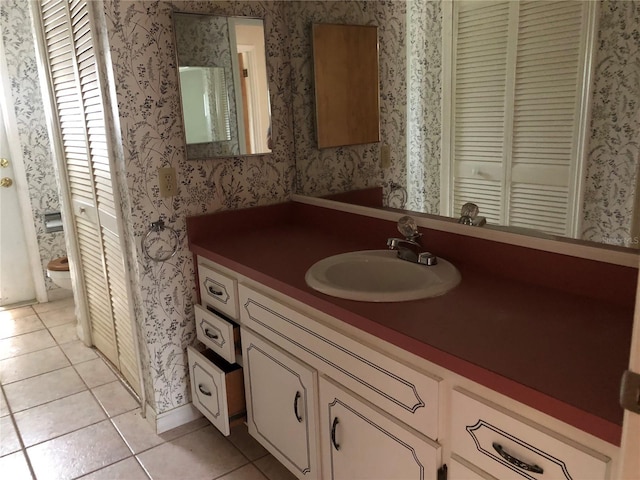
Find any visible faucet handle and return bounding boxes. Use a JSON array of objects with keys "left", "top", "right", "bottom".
[
  {"left": 397, "top": 215, "right": 422, "bottom": 241},
  {"left": 460, "top": 202, "right": 479, "bottom": 219}
]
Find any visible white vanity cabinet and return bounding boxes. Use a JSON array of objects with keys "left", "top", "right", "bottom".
[
  {"left": 319, "top": 376, "right": 441, "bottom": 480},
  {"left": 242, "top": 329, "right": 320, "bottom": 480},
  {"left": 450, "top": 389, "right": 610, "bottom": 480},
  {"left": 188, "top": 257, "right": 616, "bottom": 479}
]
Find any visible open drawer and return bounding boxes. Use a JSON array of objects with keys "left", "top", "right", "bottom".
[
  {"left": 195, "top": 304, "right": 240, "bottom": 364},
  {"left": 187, "top": 345, "right": 245, "bottom": 436}
]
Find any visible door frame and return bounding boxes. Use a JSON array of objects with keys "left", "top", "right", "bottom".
[
  {"left": 0, "top": 32, "right": 47, "bottom": 305},
  {"left": 616, "top": 255, "right": 640, "bottom": 478}
]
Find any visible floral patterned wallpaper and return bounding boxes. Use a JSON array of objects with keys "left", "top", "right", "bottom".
[
  {"left": 581, "top": 0, "right": 640, "bottom": 246},
  {"left": 102, "top": 0, "right": 295, "bottom": 413},
  {"left": 0, "top": 0, "right": 67, "bottom": 295},
  {"left": 290, "top": 1, "right": 407, "bottom": 202},
  {"left": 406, "top": 0, "right": 441, "bottom": 213}
]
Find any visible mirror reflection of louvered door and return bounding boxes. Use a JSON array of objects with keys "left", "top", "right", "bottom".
[
  {"left": 34, "top": 0, "right": 140, "bottom": 395},
  {"left": 445, "top": 0, "right": 595, "bottom": 237}
]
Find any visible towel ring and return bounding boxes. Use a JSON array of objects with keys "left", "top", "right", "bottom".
[{"left": 142, "top": 219, "right": 179, "bottom": 262}]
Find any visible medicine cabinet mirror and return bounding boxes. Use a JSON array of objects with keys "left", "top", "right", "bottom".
[{"left": 174, "top": 13, "right": 272, "bottom": 159}]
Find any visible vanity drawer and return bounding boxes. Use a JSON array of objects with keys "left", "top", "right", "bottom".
[
  {"left": 239, "top": 284, "right": 440, "bottom": 439},
  {"left": 195, "top": 304, "right": 240, "bottom": 364},
  {"left": 451, "top": 389, "right": 610, "bottom": 480},
  {"left": 187, "top": 345, "right": 245, "bottom": 436},
  {"left": 198, "top": 263, "right": 238, "bottom": 320}
]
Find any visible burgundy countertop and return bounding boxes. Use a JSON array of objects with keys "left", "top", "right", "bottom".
[{"left": 187, "top": 202, "right": 637, "bottom": 446}]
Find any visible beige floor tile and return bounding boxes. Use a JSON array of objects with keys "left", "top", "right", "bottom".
[
  {"left": 79, "top": 457, "right": 149, "bottom": 480},
  {"left": 4, "top": 366, "right": 86, "bottom": 412},
  {"left": 0, "top": 389, "right": 9, "bottom": 417},
  {"left": 0, "top": 330, "right": 56, "bottom": 361},
  {"left": 110, "top": 409, "right": 165, "bottom": 454},
  {"left": 218, "top": 464, "right": 269, "bottom": 480},
  {"left": 60, "top": 340, "right": 98, "bottom": 364},
  {"left": 0, "top": 346, "right": 70, "bottom": 385},
  {"left": 32, "top": 297, "right": 74, "bottom": 314},
  {"left": 92, "top": 381, "right": 139, "bottom": 417},
  {"left": 75, "top": 358, "right": 117, "bottom": 388},
  {"left": 228, "top": 424, "right": 269, "bottom": 461},
  {"left": 27, "top": 420, "right": 130, "bottom": 480},
  {"left": 136, "top": 425, "right": 247, "bottom": 480},
  {"left": 159, "top": 416, "right": 210, "bottom": 442},
  {"left": 38, "top": 304, "right": 76, "bottom": 328},
  {"left": 0, "top": 314, "right": 45, "bottom": 340},
  {"left": 0, "top": 451, "right": 33, "bottom": 480},
  {"left": 0, "top": 306, "right": 35, "bottom": 321},
  {"left": 254, "top": 454, "right": 297, "bottom": 480},
  {"left": 0, "top": 415, "right": 22, "bottom": 456},
  {"left": 45, "top": 289, "right": 73, "bottom": 303},
  {"left": 14, "top": 390, "right": 105, "bottom": 447},
  {"left": 48, "top": 322, "right": 78, "bottom": 345}
]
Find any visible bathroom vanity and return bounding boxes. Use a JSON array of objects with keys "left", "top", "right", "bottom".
[{"left": 186, "top": 199, "right": 637, "bottom": 480}]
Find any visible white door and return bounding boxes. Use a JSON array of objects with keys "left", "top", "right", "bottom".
[
  {"left": 243, "top": 329, "right": 320, "bottom": 480},
  {"left": 0, "top": 84, "right": 37, "bottom": 307},
  {"left": 319, "top": 376, "right": 441, "bottom": 480}
]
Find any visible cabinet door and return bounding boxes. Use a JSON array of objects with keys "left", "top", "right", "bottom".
[
  {"left": 319, "top": 377, "right": 441, "bottom": 480},
  {"left": 242, "top": 329, "right": 319, "bottom": 480}
]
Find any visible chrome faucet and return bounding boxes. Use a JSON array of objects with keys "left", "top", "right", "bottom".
[{"left": 387, "top": 216, "right": 438, "bottom": 266}]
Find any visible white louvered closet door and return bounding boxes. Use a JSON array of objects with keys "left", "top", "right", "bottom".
[
  {"left": 36, "top": 0, "right": 140, "bottom": 394},
  {"left": 448, "top": 0, "right": 594, "bottom": 236}
]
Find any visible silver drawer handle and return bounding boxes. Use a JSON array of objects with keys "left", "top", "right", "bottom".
[
  {"left": 198, "top": 384, "right": 212, "bottom": 397},
  {"left": 204, "top": 328, "right": 219, "bottom": 340},
  {"left": 492, "top": 443, "right": 543, "bottom": 474},
  {"left": 208, "top": 286, "right": 223, "bottom": 296}
]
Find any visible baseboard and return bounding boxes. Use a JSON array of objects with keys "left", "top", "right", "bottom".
[{"left": 146, "top": 402, "right": 203, "bottom": 434}]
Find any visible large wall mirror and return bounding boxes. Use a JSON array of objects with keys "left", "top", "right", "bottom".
[
  {"left": 174, "top": 13, "right": 272, "bottom": 159},
  {"left": 292, "top": 0, "right": 639, "bottom": 251}
]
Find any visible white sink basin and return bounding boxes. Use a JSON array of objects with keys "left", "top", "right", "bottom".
[{"left": 305, "top": 250, "right": 461, "bottom": 302}]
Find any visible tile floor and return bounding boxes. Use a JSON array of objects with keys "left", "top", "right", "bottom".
[{"left": 0, "top": 298, "right": 296, "bottom": 480}]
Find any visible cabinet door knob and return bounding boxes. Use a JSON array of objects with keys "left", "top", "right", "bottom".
[
  {"left": 198, "top": 384, "right": 212, "bottom": 397},
  {"left": 293, "top": 391, "right": 303, "bottom": 423},
  {"left": 204, "top": 328, "right": 219, "bottom": 340},
  {"left": 492, "top": 443, "right": 543, "bottom": 474},
  {"left": 331, "top": 417, "right": 340, "bottom": 451}
]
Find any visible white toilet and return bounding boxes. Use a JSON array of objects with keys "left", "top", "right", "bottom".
[{"left": 47, "top": 256, "right": 72, "bottom": 290}]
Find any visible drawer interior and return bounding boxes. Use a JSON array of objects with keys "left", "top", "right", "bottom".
[{"left": 199, "top": 348, "right": 245, "bottom": 418}]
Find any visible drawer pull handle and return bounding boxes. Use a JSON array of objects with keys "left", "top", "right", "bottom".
[
  {"left": 294, "top": 391, "right": 303, "bottom": 423},
  {"left": 331, "top": 417, "right": 340, "bottom": 451},
  {"left": 204, "top": 328, "right": 219, "bottom": 340},
  {"left": 492, "top": 442, "right": 543, "bottom": 474},
  {"left": 198, "top": 384, "right": 212, "bottom": 397},
  {"left": 208, "top": 286, "right": 223, "bottom": 296}
]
